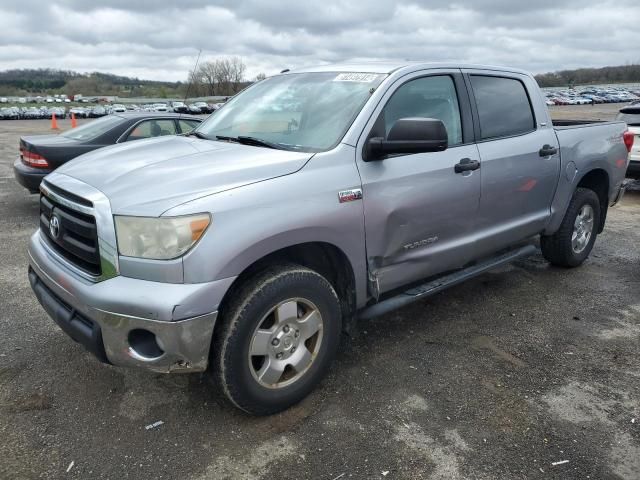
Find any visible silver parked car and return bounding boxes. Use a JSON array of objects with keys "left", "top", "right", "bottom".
[{"left": 616, "top": 105, "right": 640, "bottom": 178}]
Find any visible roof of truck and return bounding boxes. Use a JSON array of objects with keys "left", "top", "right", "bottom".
[{"left": 288, "top": 61, "right": 532, "bottom": 76}]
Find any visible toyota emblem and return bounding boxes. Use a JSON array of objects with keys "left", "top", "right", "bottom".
[{"left": 49, "top": 215, "right": 60, "bottom": 239}]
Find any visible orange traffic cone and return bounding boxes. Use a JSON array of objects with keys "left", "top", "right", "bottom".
[
  {"left": 71, "top": 112, "right": 77, "bottom": 128},
  {"left": 51, "top": 113, "right": 59, "bottom": 130}
]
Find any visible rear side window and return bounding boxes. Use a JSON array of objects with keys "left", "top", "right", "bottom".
[
  {"left": 470, "top": 75, "right": 535, "bottom": 140},
  {"left": 62, "top": 114, "right": 123, "bottom": 141},
  {"left": 126, "top": 119, "right": 177, "bottom": 141}
]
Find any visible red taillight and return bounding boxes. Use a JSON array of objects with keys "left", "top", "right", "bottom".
[
  {"left": 20, "top": 148, "right": 49, "bottom": 168},
  {"left": 623, "top": 130, "right": 634, "bottom": 153}
]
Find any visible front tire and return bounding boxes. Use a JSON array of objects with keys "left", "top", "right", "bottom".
[
  {"left": 212, "top": 264, "right": 342, "bottom": 415},
  {"left": 541, "top": 187, "right": 601, "bottom": 267}
]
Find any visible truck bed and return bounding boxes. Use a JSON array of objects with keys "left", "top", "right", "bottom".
[
  {"left": 552, "top": 119, "right": 608, "bottom": 128},
  {"left": 546, "top": 119, "right": 629, "bottom": 235}
]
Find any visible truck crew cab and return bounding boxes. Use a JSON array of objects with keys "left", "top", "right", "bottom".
[{"left": 27, "top": 63, "right": 632, "bottom": 415}]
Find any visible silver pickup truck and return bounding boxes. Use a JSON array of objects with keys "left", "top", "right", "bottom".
[{"left": 27, "top": 62, "right": 632, "bottom": 415}]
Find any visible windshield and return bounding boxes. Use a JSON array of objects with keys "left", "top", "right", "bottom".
[
  {"left": 195, "top": 72, "right": 386, "bottom": 152},
  {"left": 62, "top": 114, "right": 123, "bottom": 141}
]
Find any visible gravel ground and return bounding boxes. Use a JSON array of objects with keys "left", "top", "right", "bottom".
[{"left": 1, "top": 109, "right": 639, "bottom": 480}]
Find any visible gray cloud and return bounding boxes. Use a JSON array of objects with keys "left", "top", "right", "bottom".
[{"left": 0, "top": 0, "right": 638, "bottom": 81}]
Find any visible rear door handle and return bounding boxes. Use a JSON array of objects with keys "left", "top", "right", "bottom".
[
  {"left": 539, "top": 144, "right": 558, "bottom": 157},
  {"left": 454, "top": 158, "right": 480, "bottom": 173}
]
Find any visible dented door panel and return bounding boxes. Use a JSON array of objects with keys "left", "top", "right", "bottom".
[
  {"left": 358, "top": 143, "right": 481, "bottom": 293},
  {"left": 355, "top": 69, "right": 481, "bottom": 294}
]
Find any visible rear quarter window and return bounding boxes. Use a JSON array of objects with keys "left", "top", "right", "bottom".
[
  {"left": 178, "top": 119, "right": 200, "bottom": 133},
  {"left": 470, "top": 75, "right": 536, "bottom": 140}
]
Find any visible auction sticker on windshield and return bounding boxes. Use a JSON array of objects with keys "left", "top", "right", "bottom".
[{"left": 333, "top": 73, "right": 380, "bottom": 82}]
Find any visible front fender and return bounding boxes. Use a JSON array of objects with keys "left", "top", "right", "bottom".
[{"left": 166, "top": 145, "right": 369, "bottom": 307}]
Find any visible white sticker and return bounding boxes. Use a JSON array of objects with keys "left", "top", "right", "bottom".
[{"left": 333, "top": 73, "right": 379, "bottom": 83}]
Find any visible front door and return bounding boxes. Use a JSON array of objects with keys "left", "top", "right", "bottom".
[{"left": 356, "top": 71, "right": 481, "bottom": 294}]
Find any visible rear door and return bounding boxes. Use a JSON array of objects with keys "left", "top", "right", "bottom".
[
  {"left": 356, "top": 70, "right": 481, "bottom": 294},
  {"left": 463, "top": 70, "right": 561, "bottom": 257}
]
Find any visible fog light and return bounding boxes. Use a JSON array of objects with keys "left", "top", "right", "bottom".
[{"left": 128, "top": 329, "right": 164, "bottom": 359}]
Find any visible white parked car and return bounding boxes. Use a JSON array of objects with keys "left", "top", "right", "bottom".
[
  {"left": 111, "top": 104, "right": 127, "bottom": 113},
  {"left": 170, "top": 101, "right": 188, "bottom": 113}
]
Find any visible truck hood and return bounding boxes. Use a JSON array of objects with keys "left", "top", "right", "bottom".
[{"left": 55, "top": 135, "right": 313, "bottom": 216}]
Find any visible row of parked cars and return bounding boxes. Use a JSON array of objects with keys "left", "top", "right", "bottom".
[
  {"left": 544, "top": 87, "right": 640, "bottom": 106},
  {"left": 164, "top": 101, "right": 221, "bottom": 114},
  {"left": 1, "top": 101, "right": 224, "bottom": 120},
  {"left": 0, "top": 106, "right": 69, "bottom": 119}
]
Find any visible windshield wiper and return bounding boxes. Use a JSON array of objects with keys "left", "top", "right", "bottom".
[
  {"left": 185, "top": 130, "right": 212, "bottom": 140},
  {"left": 237, "top": 136, "right": 284, "bottom": 150},
  {"left": 215, "top": 135, "right": 286, "bottom": 150},
  {"left": 215, "top": 135, "right": 241, "bottom": 143}
]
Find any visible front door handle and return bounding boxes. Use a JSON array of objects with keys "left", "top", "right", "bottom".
[
  {"left": 539, "top": 144, "right": 558, "bottom": 157},
  {"left": 454, "top": 158, "right": 480, "bottom": 173}
]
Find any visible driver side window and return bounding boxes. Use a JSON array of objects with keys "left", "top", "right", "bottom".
[{"left": 380, "top": 75, "right": 463, "bottom": 146}]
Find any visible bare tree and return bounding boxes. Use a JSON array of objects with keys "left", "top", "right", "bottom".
[
  {"left": 228, "top": 57, "right": 246, "bottom": 93},
  {"left": 187, "top": 57, "right": 247, "bottom": 97},
  {"left": 255, "top": 72, "right": 267, "bottom": 82},
  {"left": 198, "top": 62, "right": 218, "bottom": 96},
  {"left": 214, "top": 59, "right": 231, "bottom": 94},
  {"left": 186, "top": 68, "right": 205, "bottom": 97}
]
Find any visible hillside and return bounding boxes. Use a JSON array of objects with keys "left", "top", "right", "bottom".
[
  {"left": 535, "top": 64, "right": 640, "bottom": 87},
  {"left": 2, "top": 63, "right": 639, "bottom": 97},
  {"left": 0, "top": 69, "right": 185, "bottom": 97}
]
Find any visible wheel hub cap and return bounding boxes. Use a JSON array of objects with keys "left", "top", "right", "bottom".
[
  {"left": 572, "top": 204, "right": 595, "bottom": 254},
  {"left": 270, "top": 326, "right": 298, "bottom": 359},
  {"left": 248, "top": 298, "right": 324, "bottom": 389}
]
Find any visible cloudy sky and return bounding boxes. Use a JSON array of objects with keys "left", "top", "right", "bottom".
[{"left": 1, "top": 0, "right": 639, "bottom": 82}]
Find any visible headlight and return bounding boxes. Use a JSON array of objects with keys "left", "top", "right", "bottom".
[{"left": 114, "top": 214, "right": 210, "bottom": 260}]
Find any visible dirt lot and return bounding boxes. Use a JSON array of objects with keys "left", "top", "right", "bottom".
[{"left": 1, "top": 107, "right": 639, "bottom": 480}]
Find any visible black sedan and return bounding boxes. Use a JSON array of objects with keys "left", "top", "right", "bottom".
[{"left": 14, "top": 112, "right": 201, "bottom": 193}]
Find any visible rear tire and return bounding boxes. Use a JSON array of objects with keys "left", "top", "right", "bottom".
[
  {"left": 212, "top": 264, "right": 342, "bottom": 415},
  {"left": 541, "top": 187, "right": 601, "bottom": 267}
]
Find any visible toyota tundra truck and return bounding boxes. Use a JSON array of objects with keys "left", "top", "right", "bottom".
[{"left": 27, "top": 63, "right": 633, "bottom": 415}]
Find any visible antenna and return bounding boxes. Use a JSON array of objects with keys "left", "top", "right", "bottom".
[{"left": 179, "top": 49, "right": 202, "bottom": 125}]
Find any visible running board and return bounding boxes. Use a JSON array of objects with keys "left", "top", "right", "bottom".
[{"left": 358, "top": 245, "right": 538, "bottom": 320}]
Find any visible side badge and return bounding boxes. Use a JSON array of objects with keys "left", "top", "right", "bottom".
[{"left": 338, "top": 188, "right": 363, "bottom": 203}]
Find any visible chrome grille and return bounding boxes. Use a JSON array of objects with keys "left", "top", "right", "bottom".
[{"left": 40, "top": 190, "right": 101, "bottom": 276}]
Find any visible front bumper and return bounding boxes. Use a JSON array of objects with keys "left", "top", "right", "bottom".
[{"left": 28, "top": 231, "right": 233, "bottom": 373}]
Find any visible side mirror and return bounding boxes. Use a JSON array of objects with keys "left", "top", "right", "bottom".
[{"left": 365, "top": 117, "right": 448, "bottom": 160}]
